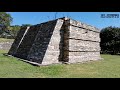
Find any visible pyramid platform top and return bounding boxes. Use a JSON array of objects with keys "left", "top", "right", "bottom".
[
  {"left": 31, "top": 17, "right": 100, "bottom": 33},
  {"left": 58, "top": 17, "right": 100, "bottom": 33}
]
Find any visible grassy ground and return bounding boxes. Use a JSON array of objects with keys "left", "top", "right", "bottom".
[
  {"left": 0, "top": 50, "right": 120, "bottom": 78},
  {"left": 0, "top": 38, "right": 14, "bottom": 42}
]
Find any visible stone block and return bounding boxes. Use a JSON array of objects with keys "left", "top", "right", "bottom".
[{"left": 69, "top": 39, "right": 100, "bottom": 51}]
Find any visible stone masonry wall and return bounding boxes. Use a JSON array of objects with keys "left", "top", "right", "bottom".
[
  {"left": 14, "top": 25, "right": 40, "bottom": 59},
  {"left": 8, "top": 27, "right": 27, "bottom": 55},
  {"left": 0, "top": 42, "right": 13, "bottom": 50},
  {"left": 8, "top": 17, "right": 101, "bottom": 65},
  {"left": 65, "top": 18, "right": 101, "bottom": 63},
  {"left": 40, "top": 19, "right": 64, "bottom": 65},
  {"left": 9, "top": 19, "right": 64, "bottom": 65},
  {"left": 27, "top": 19, "right": 64, "bottom": 64}
]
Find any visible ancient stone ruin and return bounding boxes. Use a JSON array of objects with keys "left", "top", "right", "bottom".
[{"left": 8, "top": 17, "right": 101, "bottom": 65}]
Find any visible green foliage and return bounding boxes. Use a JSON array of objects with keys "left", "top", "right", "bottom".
[
  {"left": 9, "top": 24, "right": 32, "bottom": 38},
  {"left": 0, "top": 25, "right": 21, "bottom": 39},
  {"left": 0, "top": 12, "right": 13, "bottom": 26},
  {"left": 0, "top": 12, "right": 32, "bottom": 39},
  {"left": 21, "top": 24, "right": 32, "bottom": 27},
  {"left": 0, "top": 38, "right": 14, "bottom": 42},
  {"left": 0, "top": 12, "right": 13, "bottom": 38},
  {"left": 9, "top": 25, "right": 21, "bottom": 38},
  {"left": 100, "top": 26, "right": 120, "bottom": 55}
]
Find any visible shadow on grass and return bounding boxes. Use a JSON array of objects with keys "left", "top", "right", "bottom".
[{"left": 2, "top": 53, "right": 40, "bottom": 66}]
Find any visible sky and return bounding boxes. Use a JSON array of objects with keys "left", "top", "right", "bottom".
[{"left": 8, "top": 12, "right": 120, "bottom": 30}]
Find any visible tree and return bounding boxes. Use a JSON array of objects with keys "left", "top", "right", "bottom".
[
  {"left": 100, "top": 26, "right": 120, "bottom": 55},
  {"left": 0, "top": 12, "right": 13, "bottom": 36},
  {"left": 9, "top": 25, "right": 21, "bottom": 38},
  {"left": 21, "top": 24, "right": 32, "bottom": 27}
]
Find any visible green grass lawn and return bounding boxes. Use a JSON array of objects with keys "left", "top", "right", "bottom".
[
  {"left": 0, "top": 50, "right": 120, "bottom": 78},
  {"left": 0, "top": 38, "right": 14, "bottom": 42}
]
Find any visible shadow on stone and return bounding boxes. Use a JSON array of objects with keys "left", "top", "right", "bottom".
[{"left": 27, "top": 21, "right": 57, "bottom": 64}]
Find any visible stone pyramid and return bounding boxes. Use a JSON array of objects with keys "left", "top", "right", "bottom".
[{"left": 8, "top": 17, "right": 101, "bottom": 65}]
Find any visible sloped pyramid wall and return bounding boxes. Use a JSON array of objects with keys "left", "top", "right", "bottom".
[
  {"left": 8, "top": 19, "right": 64, "bottom": 65},
  {"left": 27, "top": 19, "right": 64, "bottom": 64},
  {"left": 8, "top": 17, "right": 101, "bottom": 65},
  {"left": 8, "top": 26, "right": 27, "bottom": 56}
]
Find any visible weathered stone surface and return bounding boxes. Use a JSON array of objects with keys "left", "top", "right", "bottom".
[
  {"left": 69, "top": 26, "right": 100, "bottom": 42},
  {"left": 8, "top": 27, "right": 27, "bottom": 55},
  {"left": 27, "top": 19, "right": 64, "bottom": 65},
  {"left": 8, "top": 17, "right": 101, "bottom": 65},
  {"left": 64, "top": 18, "right": 101, "bottom": 63},
  {"left": 14, "top": 25, "right": 40, "bottom": 59},
  {"left": 69, "top": 19, "right": 100, "bottom": 32},
  {"left": 69, "top": 39, "right": 100, "bottom": 51},
  {"left": 0, "top": 42, "right": 13, "bottom": 50},
  {"left": 69, "top": 52, "right": 101, "bottom": 63}
]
